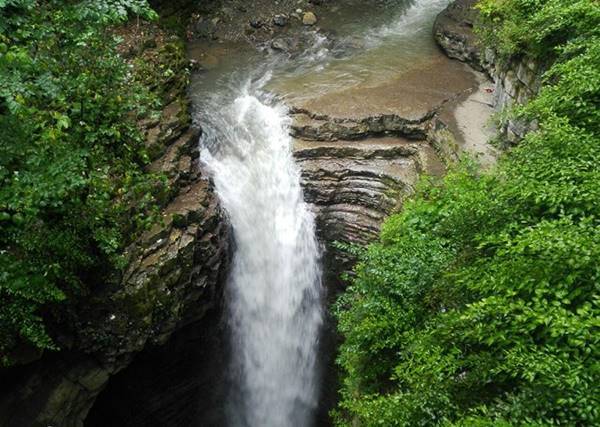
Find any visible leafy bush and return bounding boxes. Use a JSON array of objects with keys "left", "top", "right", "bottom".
[
  {"left": 334, "top": 0, "right": 600, "bottom": 425},
  {"left": 0, "top": 1, "right": 163, "bottom": 364}
]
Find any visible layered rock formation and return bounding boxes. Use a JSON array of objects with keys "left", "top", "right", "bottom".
[
  {"left": 490, "top": 55, "right": 543, "bottom": 142},
  {"left": 295, "top": 136, "right": 443, "bottom": 275},
  {"left": 0, "top": 127, "right": 228, "bottom": 427},
  {"left": 286, "top": 57, "right": 490, "bottom": 280}
]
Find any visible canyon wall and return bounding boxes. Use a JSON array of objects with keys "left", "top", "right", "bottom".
[
  {"left": 0, "top": 22, "right": 230, "bottom": 427},
  {"left": 434, "top": 0, "right": 544, "bottom": 143}
]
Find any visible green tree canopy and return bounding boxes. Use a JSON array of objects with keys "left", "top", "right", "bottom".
[
  {"left": 334, "top": 0, "right": 600, "bottom": 425},
  {"left": 0, "top": 0, "right": 162, "bottom": 365}
]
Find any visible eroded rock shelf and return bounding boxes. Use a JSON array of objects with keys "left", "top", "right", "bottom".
[{"left": 285, "top": 53, "right": 496, "bottom": 278}]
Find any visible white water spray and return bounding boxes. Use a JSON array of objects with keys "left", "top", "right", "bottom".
[
  {"left": 200, "top": 76, "right": 323, "bottom": 427},
  {"left": 364, "top": 0, "right": 450, "bottom": 46}
]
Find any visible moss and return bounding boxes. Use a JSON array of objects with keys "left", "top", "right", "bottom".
[{"left": 172, "top": 213, "right": 187, "bottom": 228}]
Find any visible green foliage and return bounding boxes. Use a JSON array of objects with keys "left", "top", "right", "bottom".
[
  {"left": 335, "top": 0, "right": 600, "bottom": 425},
  {"left": 476, "top": 0, "right": 600, "bottom": 61},
  {"left": 0, "top": 0, "right": 163, "bottom": 364}
]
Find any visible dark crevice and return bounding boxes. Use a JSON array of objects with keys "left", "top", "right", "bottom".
[{"left": 84, "top": 306, "right": 230, "bottom": 427}]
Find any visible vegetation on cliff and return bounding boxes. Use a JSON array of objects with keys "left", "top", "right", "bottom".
[
  {"left": 334, "top": 0, "right": 600, "bottom": 425},
  {"left": 0, "top": 0, "right": 164, "bottom": 365}
]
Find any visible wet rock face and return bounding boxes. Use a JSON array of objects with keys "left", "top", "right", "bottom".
[
  {"left": 295, "top": 138, "right": 442, "bottom": 242},
  {"left": 291, "top": 110, "right": 445, "bottom": 284},
  {"left": 88, "top": 141, "right": 229, "bottom": 359},
  {"left": 433, "top": 0, "right": 481, "bottom": 70},
  {"left": 0, "top": 125, "right": 230, "bottom": 427}
]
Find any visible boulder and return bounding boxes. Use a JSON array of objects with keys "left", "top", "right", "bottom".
[
  {"left": 249, "top": 18, "right": 263, "bottom": 29},
  {"left": 433, "top": 0, "right": 481, "bottom": 70},
  {"left": 271, "top": 38, "right": 293, "bottom": 52},
  {"left": 302, "top": 11, "right": 318, "bottom": 25}
]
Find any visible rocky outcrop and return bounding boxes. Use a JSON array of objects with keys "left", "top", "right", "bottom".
[
  {"left": 433, "top": 0, "right": 481, "bottom": 69},
  {"left": 0, "top": 19, "right": 229, "bottom": 427},
  {"left": 76, "top": 136, "right": 229, "bottom": 361},
  {"left": 289, "top": 104, "right": 447, "bottom": 243},
  {"left": 298, "top": 140, "right": 442, "bottom": 283},
  {"left": 0, "top": 111, "right": 228, "bottom": 427},
  {"left": 489, "top": 54, "right": 543, "bottom": 143},
  {"left": 295, "top": 137, "right": 443, "bottom": 245},
  {"left": 434, "top": 0, "right": 545, "bottom": 143},
  {"left": 290, "top": 109, "right": 430, "bottom": 141},
  {"left": 286, "top": 55, "right": 489, "bottom": 281}
]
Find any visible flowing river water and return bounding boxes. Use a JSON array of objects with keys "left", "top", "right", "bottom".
[{"left": 192, "top": 1, "right": 451, "bottom": 426}]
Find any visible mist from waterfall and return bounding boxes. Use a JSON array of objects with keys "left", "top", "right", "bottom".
[{"left": 199, "top": 74, "right": 323, "bottom": 427}]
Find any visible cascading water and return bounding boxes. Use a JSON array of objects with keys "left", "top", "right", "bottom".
[
  {"left": 82, "top": 2, "right": 467, "bottom": 427},
  {"left": 200, "top": 74, "right": 323, "bottom": 427},
  {"left": 192, "top": 3, "right": 455, "bottom": 426}
]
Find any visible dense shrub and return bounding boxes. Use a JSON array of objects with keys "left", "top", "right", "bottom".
[
  {"left": 0, "top": 1, "right": 163, "bottom": 364},
  {"left": 334, "top": 0, "right": 600, "bottom": 425}
]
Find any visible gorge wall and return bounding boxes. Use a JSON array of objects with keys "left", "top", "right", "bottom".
[
  {"left": 433, "top": 0, "right": 544, "bottom": 143},
  {"left": 0, "top": 20, "right": 230, "bottom": 427},
  {"left": 289, "top": 47, "right": 495, "bottom": 283},
  {"left": 291, "top": 0, "right": 546, "bottom": 289}
]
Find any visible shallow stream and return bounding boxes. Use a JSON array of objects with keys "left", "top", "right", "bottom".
[{"left": 189, "top": 0, "right": 450, "bottom": 103}]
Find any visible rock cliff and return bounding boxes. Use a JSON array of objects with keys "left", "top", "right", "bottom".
[
  {"left": 434, "top": 0, "right": 544, "bottom": 143},
  {"left": 0, "top": 20, "right": 229, "bottom": 427},
  {"left": 287, "top": 56, "right": 489, "bottom": 281}
]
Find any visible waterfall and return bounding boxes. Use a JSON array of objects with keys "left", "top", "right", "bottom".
[{"left": 200, "top": 75, "right": 323, "bottom": 427}]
